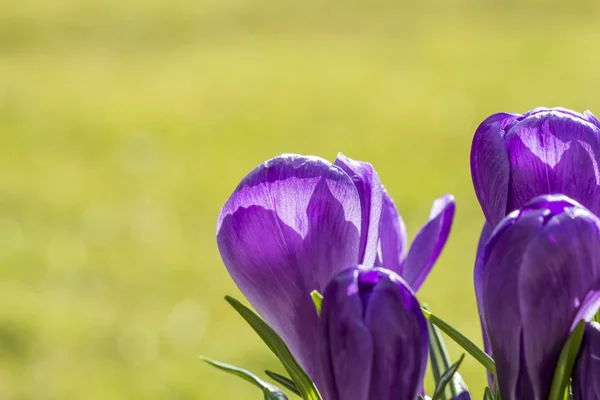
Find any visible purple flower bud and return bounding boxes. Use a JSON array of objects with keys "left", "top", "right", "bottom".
[
  {"left": 477, "top": 194, "right": 600, "bottom": 400},
  {"left": 471, "top": 107, "right": 600, "bottom": 227},
  {"left": 319, "top": 267, "right": 427, "bottom": 400}
]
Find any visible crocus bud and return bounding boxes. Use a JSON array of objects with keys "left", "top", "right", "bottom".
[
  {"left": 471, "top": 107, "right": 600, "bottom": 227},
  {"left": 319, "top": 267, "right": 427, "bottom": 400},
  {"left": 573, "top": 322, "right": 600, "bottom": 400},
  {"left": 477, "top": 195, "right": 600, "bottom": 400},
  {"left": 217, "top": 153, "right": 454, "bottom": 388}
]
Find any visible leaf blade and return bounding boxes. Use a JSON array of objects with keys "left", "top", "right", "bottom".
[
  {"left": 483, "top": 387, "right": 493, "bottom": 400},
  {"left": 265, "top": 370, "right": 301, "bottom": 396},
  {"left": 201, "top": 357, "right": 289, "bottom": 400},
  {"left": 427, "top": 319, "right": 458, "bottom": 399},
  {"left": 432, "top": 354, "right": 465, "bottom": 400},
  {"left": 310, "top": 290, "right": 323, "bottom": 315},
  {"left": 225, "top": 296, "right": 322, "bottom": 400},
  {"left": 422, "top": 308, "right": 496, "bottom": 376},
  {"left": 548, "top": 320, "right": 586, "bottom": 400}
]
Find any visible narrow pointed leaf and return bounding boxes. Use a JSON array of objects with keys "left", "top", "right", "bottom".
[
  {"left": 483, "top": 387, "right": 493, "bottom": 400},
  {"left": 266, "top": 370, "right": 301, "bottom": 396},
  {"left": 427, "top": 317, "right": 449, "bottom": 386},
  {"left": 425, "top": 303, "right": 463, "bottom": 400},
  {"left": 427, "top": 319, "right": 469, "bottom": 399},
  {"left": 225, "top": 296, "right": 322, "bottom": 400},
  {"left": 432, "top": 354, "right": 465, "bottom": 400},
  {"left": 310, "top": 290, "right": 323, "bottom": 315},
  {"left": 201, "top": 357, "right": 289, "bottom": 400},
  {"left": 548, "top": 320, "right": 586, "bottom": 400},
  {"left": 493, "top": 384, "right": 500, "bottom": 400},
  {"left": 422, "top": 308, "right": 496, "bottom": 375}
]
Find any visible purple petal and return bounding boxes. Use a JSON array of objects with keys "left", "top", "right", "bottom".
[
  {"left": 470, "top": 112, "right": 517, "bottom": 225},
  {"left": 375, "top": 189, "right": 407, "bottom": 275},
  {"left": 334, "top": 153, "right": 383, "bottom": 266},
  {"left": 519, "top": 209, "right": 600, "bottom": 399},
  {"left": 482, "top": 211, "right": 544, "bottom": 400},
  {"left": 584, "top": 110, "right": 600, "bottom": 129},
  {"left": 573, "top": 322, "right": 600, "bottom": 400},
  {"left": 571, "top": 291, "right": 600, "bottom": 331},
  {"left": 364, "top": 270, "right": 428, "bottom": 400},
  {"left": 320, "top": 268, "right": 373, "bottom": 400},
  {"left": 474, "top": 222, "right": 493, "bottom": 322},
  {"left": 505, "top": 110, "right": 600, "bottom": 216},
  {"left": 520, "top": 193, "right": 584, "bottom": 214},
  {"left": 216, "top": 154, "right": 362, "bottom": 385},
  {"left": 523, "top": 107, "right": 587, "bottom": 120},
  {"left": 473, "top": 222, "right": 494, "bottom": 387},
  {"left": 402, "top": 194, "right": 455, "bottom": 291}
]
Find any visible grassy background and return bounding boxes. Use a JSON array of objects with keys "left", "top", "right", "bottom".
[{"left": 1, "top": 0, "right": 600, "bottom": 398}]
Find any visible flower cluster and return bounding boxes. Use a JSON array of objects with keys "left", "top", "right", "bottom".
[{"left": 207, "top": 107, "right": 600, "bottom": 400}]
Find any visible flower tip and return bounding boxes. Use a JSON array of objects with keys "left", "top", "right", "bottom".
[
  {"left": 520, "top": 194, "right": 588, "bottom": 219},
  {"left": 429, "top": 194, "right": 456, "bottom": 220},
  {"left": 584, "top": 110, "right": 600, "bottom": 127},
  {"left": 439, "top": 193, "right": 456, "bottom": 203}
]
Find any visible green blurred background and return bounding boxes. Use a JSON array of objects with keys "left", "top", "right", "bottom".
[{"left": 1, "top": 0, "right": 600, "bottom": 398}]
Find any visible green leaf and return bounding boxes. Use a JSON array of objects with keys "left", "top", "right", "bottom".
[
  {"left": 432, "top": 354, "right": 465, "bottom": 400},
  {"left": 483, "top": 387, "right": 493, "bottom": 400},
  {"left": 427, "top": 314, "right": 449, "bottom": 387},
  {"left": 422, "top": 308, "right": 496, "bottom": 376},
  {"left": 548, "top": 320, "right": 586, "bottom": 400},
  {"left": 426, "top": 306, "right": 468, "bottom": 400},
  {"left": 310, "top": 290, "right": 323, "bottom": 315},
  {"left": 201, "top": 357, "right": 289, "bottom": 400},
  {"left": 493, "top": 383, "right": 501, "bottom": 400},
  {"left": 225, "top": 296, "right": 322, "bottom": 400},
  {"left": 265, "top": 370, "right": 301, "bottom": 396}
]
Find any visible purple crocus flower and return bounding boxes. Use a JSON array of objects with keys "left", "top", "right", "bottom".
[
  {"left": 471, "top": 107, "right": 600, "bottom": 227},
  {"left": 319, "top": 267, "right": 427, "bottom": 400},
  {"left": 478, "top": 195, "right": 600, "bottom": 400},
  {"left": 573, "top": 322, "right": 600, "bottom": 400},
  {"left": 217, "top": 153, "right": 454, "bottom": 387}
]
